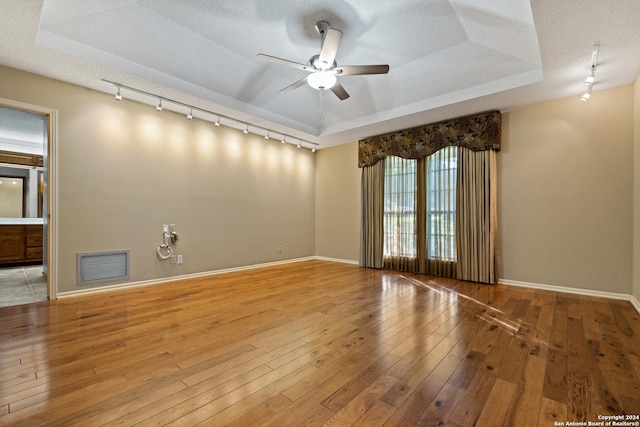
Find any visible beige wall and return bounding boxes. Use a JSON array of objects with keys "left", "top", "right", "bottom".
[
  {"left": 499, "top": 85, "right": 633, "bottom": 293},
  {"left": 2, "top": 64, "right": 635, "bottom": 297},
  {"left": 633, "top": 72, "right": 640, "bottom": 302},
  {"left": 315, "top": 142, "right": 360, "bottom": 261},
  {"left": 0, "top": 66, "right": 315, "bottom": 293},
  {"left": 316, "top": 86, "right": 634, "bottom": 295}
]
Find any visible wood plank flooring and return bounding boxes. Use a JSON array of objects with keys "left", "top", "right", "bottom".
[{"left": 0, "top": 260, "right": 639, "bottom": 426}]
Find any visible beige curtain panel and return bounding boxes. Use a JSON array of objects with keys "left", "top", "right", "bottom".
[
  {"left": 456, "top": 149, "right": 497, "bottom": 284},
  {"left": 360, "top": 159, "right": 385, "bottom": 269}
]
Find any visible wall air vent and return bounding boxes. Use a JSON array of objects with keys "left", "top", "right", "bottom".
[{"left": 77, "top": 250, "right": 130, "bottom": 286}]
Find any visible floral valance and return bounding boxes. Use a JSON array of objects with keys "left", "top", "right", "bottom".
[{"left": 358, "top": 111, "right": 501, "bottom": 167}]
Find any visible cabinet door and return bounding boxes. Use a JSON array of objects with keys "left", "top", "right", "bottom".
[
  {"left": 0, "top": 235, "right": 25, "bottom": 262},
  {"left": 25, "top": 225, "right": 44, "bottom": 261}
]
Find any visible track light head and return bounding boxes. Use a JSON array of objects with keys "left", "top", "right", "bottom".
[
  {"left": 297, "top": 141, "right": 301, "bottom": 148},
  {"left": 115, "top": 87, "right": 122, "bottom": 101},
  {"left": 265, "top": 132, "right": 270, "bottom": 140},
  {"left": 312, "top": 145, "right": 317, "bottom": 153},
  {"left": 580, "top": 44, "right": 599, "bottom": 101},
  {"left": 243, "top": 125, "right": 249, "bottom": 134},
  {"left": 187, "top": 109, "right": 193, "bottom": 120},
  {"left": 156, "top": 99, "right": 163, "bottom": 111},
  {"left": 215, "top": 118, "right": 221, "bottom": 127}
]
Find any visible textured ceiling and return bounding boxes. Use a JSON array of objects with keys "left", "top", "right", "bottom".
[{"left": 1, "top": 1, "right": 640, "bottom": 148}]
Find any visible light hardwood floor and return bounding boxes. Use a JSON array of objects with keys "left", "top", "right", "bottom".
[{"left": 0, "top": 260, "right": 639, "bottom": 426}]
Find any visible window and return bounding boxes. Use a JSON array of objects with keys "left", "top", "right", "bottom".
[
  {"left": 426, "top": 147, "right": 457, "bottom": 261},
  {"left": 383, "top": 147, "right": 458, "bottom": 262},
  {"left": 383, "top": 156, "right": 417, "bottom": 257}
]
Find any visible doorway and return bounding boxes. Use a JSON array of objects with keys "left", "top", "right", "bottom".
[{"left": 0, "top": 99, "right": 56, "bottom": 308}]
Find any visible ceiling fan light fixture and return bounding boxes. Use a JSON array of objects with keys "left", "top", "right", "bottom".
[{"left": 307, "top": 71, "right": 337, "bottom": 90}]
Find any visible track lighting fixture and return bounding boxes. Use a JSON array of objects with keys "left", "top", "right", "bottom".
[
  {"left": 584, "top": 71, "right": 594, "bottom": 86},
  {"left": 101, "top": 79, "right": 318, "bottom": 152},
  {"left": 580, "top": 44, "right": 599, "bottom": 101}
]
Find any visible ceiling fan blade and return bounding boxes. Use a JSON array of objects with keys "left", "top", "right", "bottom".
[
  {"left": 330, "top": 81, "right": 350, "bottom": 100},
  {"left": 335, "top": 64, "right": 390, "bottom": 75},
  {"left": 318, "top": 28, "right": 343, "bottom": 69},
  {"left": 279, "top": 76, "right": 309, "bottom": 94},
  {"left": 257, "top": 53, "right": 311, "bottom": 71}
]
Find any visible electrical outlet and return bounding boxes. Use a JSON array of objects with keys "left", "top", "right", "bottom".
[
  {"left": 177, "top": 255, "right": 183, "bottom": 264},
  {"left": 278, "top": 245, "right": 283, "bottom": 253},
  {"left": 170, "top": 255, "right": 176, "bottom": 264}
]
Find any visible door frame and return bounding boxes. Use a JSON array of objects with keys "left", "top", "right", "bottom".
[{"left": 0, "top": 97, "right": 58, "bottom": 300}]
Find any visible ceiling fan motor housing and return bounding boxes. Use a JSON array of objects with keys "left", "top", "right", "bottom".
[{"left": 308, "top": 54, "right": 337, "bottom": 71}]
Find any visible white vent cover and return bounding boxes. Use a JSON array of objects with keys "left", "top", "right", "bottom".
[{"left": 77, "top": 250, "right": 130, "bottom": 286}]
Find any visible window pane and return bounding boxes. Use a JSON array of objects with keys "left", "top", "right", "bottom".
[
  {"left": 383, "top": 156, "right": 417, "bottom": 257},
  {"left": 426, "top": 147, "right": 457, "bottom": 261}
]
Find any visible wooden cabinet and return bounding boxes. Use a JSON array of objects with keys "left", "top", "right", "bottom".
[{"left": 0, "top": 224, "right": 43, "bottom": 265}]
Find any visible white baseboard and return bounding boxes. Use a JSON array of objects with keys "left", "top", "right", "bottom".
[
  {"left": 57, "top": 256, "right": 316, "bottom": 299},
  {"left": 499, "top": 278, "right": 640, "bottom": 314},
  {"left": 314, "top": 256, "right": 359, "bottom": 265}
]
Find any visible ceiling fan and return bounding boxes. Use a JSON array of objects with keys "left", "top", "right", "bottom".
[{"left": 257, "top": 21, "right": 390, "bottom": 100}]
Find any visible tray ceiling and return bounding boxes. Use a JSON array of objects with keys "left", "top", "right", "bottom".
[{"left": 1, "top": 1, "right": 639, "bottom": 147}]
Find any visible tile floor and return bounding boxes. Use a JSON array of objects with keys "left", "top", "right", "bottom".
[{"left": 0, "top": 265, "right": 47, "bottom": 308}]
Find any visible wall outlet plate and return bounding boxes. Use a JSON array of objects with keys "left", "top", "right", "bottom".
[{"left": 177, "top": 255, "right": 183, "bottom": 264}]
